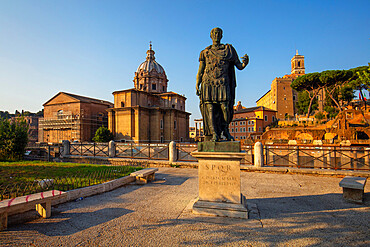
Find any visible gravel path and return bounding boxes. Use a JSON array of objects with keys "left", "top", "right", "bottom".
[{"left": 1, "top": 168, "right": 369, "bottom": 246}]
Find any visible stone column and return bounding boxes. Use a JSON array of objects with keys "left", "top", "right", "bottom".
[
  {"left": 169, "top": 141, "right": 177, "bottom": 163},
  {"left": 109, "top": 140, "right": 115, "bottom": 158},
  {"left": 62, "top": 140, "right": 70, "bottom": 156},
  {"left": 254, "top": 142, "right": 263, "bottom": 167}
]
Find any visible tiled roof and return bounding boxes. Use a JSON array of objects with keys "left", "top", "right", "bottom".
[{"left": 234, "top": 106, "right": 276, "bottom": 113}]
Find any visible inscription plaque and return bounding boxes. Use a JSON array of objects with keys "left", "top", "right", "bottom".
[
  {"left": 192, "top": 151, "right": 248, "bottom": 219},
  {"left": 199, "top": 161, "right": 241, "bottom": 203}
]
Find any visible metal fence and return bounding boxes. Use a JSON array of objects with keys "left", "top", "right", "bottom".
[
  {"left": 70, "top": 142, "right": 109, "bottom": 157},
  {"left": 115, "top": 143, "right": 169, "bottom": 160},
  {"left": 26, "top": 142, "right": 370, "bottom": 171},
  {"left": 24, "top": 144, "right": 62, "bottom": 161},
  {"left": 0, "top": 166, "right": 137, "bottom": 201},
  {"left": 241, "top": 145, "right": 254, "bottom": 165},
  {"left": 177, "top": 143, "right": 198, "bottom": 162},
  {"left": 264, "top": 145, "right": 370, "bottom": 171}
]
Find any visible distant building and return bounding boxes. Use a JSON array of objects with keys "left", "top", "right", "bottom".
[
  {"left": 230, "top": 103, "right": 277, "bottom": 140},
  {"left": 256, "top": 51, "right": 305, "bottom": 119},
  {"left": 193, "top": 118, "right": 204, "bottom": 142},
  {"left": 189, "top": 127, "right": 196, "bottom": 139},
  {"left": 194, "top": 102, "right": 276, "bottom": 141},
  {"left": 39, "top": 92, "right": 113, "bottom": 143},
  {"left": 108, "top": 45, "right": 190, "bottom": 143}
]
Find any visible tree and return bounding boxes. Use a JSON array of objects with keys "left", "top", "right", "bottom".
[
  {"left": 324, "top": 106, "right": 339, "bottom": 119},
  {"left": 319, "top": 70, "right": 353, "bottom": 110},
  {"left": 339, "top": 84, "right": 355, "bottom": 105},
  {"left": 93, "top": 126, "right": 113, "bottom": 142},
  {"left": 292, "top": 65, "right": 369, "bottom": 116},
  {"left": 0, "top": 111, "right": 11, "bottom": 119},
  {"left": 291, "top": 73, "right": 322, "bottom": 117},
  {"left": 315, "top": 112, "right": 325, "bottom": 120},
  {"left": 36, "top": 109, "right": 44, "bottom": 117},
  {"left": 296, "top": 91, "right": 318, "bottom": 115},
  {"left": 354, "top": 63, "right": 370, "bottom": 100},
  {"left": 0, "top": 118, "right": 29, "bottom": 161}
]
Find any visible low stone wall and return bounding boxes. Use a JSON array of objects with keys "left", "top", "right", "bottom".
[{"left": 52, "top": 175, "right": 136, "bottom": 206}]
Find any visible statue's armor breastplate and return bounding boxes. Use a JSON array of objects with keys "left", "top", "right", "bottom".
[
  {"left": 200, "top": 46, "right": 233, "bottom": 103},
  {"left": 203, "top": 49, "right": 230, "bottom": 85}
]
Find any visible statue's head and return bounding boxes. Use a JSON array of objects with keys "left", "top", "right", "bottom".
[{"left": 210, "top": 27, "right": 223, "bottom": 43}]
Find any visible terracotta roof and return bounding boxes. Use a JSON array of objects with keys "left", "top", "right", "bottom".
[
  {"left": 234, "top": 106, "right": 276, "bottom": 113},
  {"left": 43, "top": 92, "right": 113, "bottom": 106},
  {"left": 63, "top": 92, "right": 113, "bottom": 105},
  {"left": 232, "top": 117, "right": 263, "bottom": 121},
  {"left": 159, "top": 91, "right": 187, "bottom": 99}
]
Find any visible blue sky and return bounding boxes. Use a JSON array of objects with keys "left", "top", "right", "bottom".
[{"left": 0, "top": 0, "right": 369, "bottom": 124}]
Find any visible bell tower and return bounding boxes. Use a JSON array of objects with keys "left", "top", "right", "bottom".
[{"left": 291, "top": 50, "right": 305, "bottom": 75}]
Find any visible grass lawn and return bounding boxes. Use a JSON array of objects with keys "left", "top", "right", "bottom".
[{"left": 0, "top": 161, "right": 142, "bottom": 199}]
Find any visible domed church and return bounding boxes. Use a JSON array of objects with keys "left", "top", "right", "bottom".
[{"left": 107, "top": 44, "right": 191, "bottom": 143}]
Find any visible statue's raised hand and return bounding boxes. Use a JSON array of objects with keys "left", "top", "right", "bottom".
[{"left": 241, "top": 54, "right": 249, "bottom": 67}]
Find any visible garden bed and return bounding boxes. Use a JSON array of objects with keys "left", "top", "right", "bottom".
[{"left": 0, "top": 161, "right": 141, "bottom": 200}]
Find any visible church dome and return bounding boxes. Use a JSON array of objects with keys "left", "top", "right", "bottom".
[
  {"left": 133, "top": 44, "right": 168, "bottom": 93},
  {"left": 136, "top": 45, "right": 165, "bottom": 74}
]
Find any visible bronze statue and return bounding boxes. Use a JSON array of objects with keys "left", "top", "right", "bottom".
[{"left": 196, "top": 27, "right": 249, "bottom": 142}]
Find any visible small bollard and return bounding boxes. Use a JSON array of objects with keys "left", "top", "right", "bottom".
[
  {"left": 254, "top": 142, "right": 264, "bottom": 167},
  {"left": 109, "top": 140, "right": 115, "bottom": 158},
  {"left": 169, "top": 141, "right": 177, "bottom": 163},
  {"left": 62, "top": 140, "right": 70, "bottom": 156}
]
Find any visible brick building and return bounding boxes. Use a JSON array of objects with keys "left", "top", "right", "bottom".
[
  {"left": 108, "top": 45, "right": 190, "bottom": 143},
  {"left": 256, "top": 51, "right": 305, "bottom": 119},
  {"left": 39, "top": 92, "right": 113, "bottom": 143},
  {"left": 193, "top": 102, "right": 277, "bottom": 141},
  {"left": 230, "top": 102, "right": 277, "bottom": 140}
]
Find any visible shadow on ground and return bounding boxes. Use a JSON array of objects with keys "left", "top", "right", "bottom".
[
  {"left": 248, "top": 192, "right": 370, "bottom": 219},
  {"left": 127, "top": 193, "right": 370, "bottom": 246},
  {"left": 2, "top": 171, "right": 190, "bottom": 237},
  {"left": 4, "top": 207, "right": 133, "bottom": 237},
  {"left": 153, "top": 172, "right": 191, "bottom": 186}
]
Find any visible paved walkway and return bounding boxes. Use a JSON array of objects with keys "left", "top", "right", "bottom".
[{"left": 1, "top": 168, "right": 369, "bottom": 246}]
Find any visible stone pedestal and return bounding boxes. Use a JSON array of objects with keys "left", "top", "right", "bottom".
[{"left": 191, "top": 150, "right": 248, "bottom": 219}]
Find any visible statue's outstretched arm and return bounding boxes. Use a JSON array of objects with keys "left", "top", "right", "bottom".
[
  {"left": 230, "top": 45, "right": 249, "bottom": 70},
  {"left": 196, "top": 61, "right": 205, "bottom": 96},
  {"left": 235, "top": 54, "right": 249, "bottom": 70}
]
